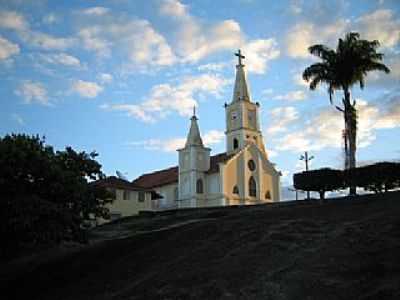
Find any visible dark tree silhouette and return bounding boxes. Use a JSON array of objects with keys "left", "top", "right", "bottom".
[
  {"left": 302, "top": 32, "right": 390, "bottom": 195},
  {"left": 0, "top": 134, "right": 113, "bottom": 259}
]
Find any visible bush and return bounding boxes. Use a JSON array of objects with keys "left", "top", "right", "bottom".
[
  {"left": 0, "top": 134, "right": 114, "bottom": 259},
  {"left": 347, "top": 162, "right": 400, "bottom": 193},
  {"left": 293, "top": 168, "right": 344, "bottom": 201}
]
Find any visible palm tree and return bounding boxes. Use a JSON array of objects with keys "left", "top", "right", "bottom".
[{"left": 303, "top": 32, "right": 390, "bottom": 195}]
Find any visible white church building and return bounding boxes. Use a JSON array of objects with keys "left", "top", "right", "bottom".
[{"left": 132, "top": 50, "right": 281, "bottom": 209}]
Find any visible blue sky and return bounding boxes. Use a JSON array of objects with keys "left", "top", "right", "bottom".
[{"left": 1, "top": 0, "right": 399, "bottom": 198}]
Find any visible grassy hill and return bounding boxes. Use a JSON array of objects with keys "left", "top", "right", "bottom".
[{"left": 1, "top": 192, "right": 400, "bottom": 300}]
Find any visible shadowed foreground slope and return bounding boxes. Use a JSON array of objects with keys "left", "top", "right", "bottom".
[{"left": 1, "top": 192, "right": 400, "bottom": 300}]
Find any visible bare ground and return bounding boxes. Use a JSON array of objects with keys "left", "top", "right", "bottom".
[{"left": 1, "top": 192, "right": 400, "bottom": 300}]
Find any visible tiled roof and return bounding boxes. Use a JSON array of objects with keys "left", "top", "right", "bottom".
[
  {"left": 92, "top": 176, "right": 147, "bottom": 191},
  {"left": 132, "top": 152, "right": 234, "bottom": 189}
]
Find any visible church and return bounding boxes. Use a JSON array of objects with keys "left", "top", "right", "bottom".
[{"left": 132, "top": 50, "right": 281, "bottom": 209}]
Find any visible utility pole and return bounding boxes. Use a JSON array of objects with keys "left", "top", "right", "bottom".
[{"left": 300, "top": 151, "right": 314, "bottom": 200}]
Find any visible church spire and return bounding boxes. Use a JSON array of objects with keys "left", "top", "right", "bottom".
[
  {"left": 232, "top": 49, "right": 251, "bottom": 103},
  {"left": 185, "top": 106, "right": 204, "bottom": 147}
]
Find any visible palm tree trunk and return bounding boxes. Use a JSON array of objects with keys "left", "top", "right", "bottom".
[{"left": 343, "top": 88, "right": 357, "bottom": 195}]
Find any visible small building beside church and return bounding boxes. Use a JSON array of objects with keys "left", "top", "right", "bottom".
[
  {"left": 92, "top": 176, "right": 159, "bottom": 224},
  {"left": 132, "top": 50, "right": 281, "bottom": 209}
]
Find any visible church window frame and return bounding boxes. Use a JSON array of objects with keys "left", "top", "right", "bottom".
[
  {"left": 248, "top": 159, "right": 256, "bottom": 171},
  {"left": 233, "top": 138, "right": 239, "bottom": 149},
  {"left": 249, "top": 176, "right": 257, "bottom": 197},
  {"left": 233, "top": 185, "right": 239, "bottom": 195},
  {"left": 265, "top": 190, "right": 271, "bottom": 200},
  {"left": 196, "top": 179, "right": 204, "bottom": 194}
]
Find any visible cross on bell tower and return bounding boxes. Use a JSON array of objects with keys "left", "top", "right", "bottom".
[{"left": 235, "top": 49, "right": 245, "bottom": 66}]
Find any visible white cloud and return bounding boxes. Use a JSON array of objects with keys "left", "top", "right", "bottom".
[
  {"left": 354, "top": 9, "right": 400, "bottom": 49},
  {"left": 197, "top": 62, "right": 227, "bottom": 72},
  {"left": 72, "top": 80, "right": 103, "bottom": 98},
  {"left": 129, "top": 129, "right": 224, "bottom": 152},
  {"left": 159, "top": 1, "right": 279, "bottom": 72},
  {"left": 0, "top": 11, "right": 74, "bottom": 50},
  {"left": 286, "top": 8, "right": 400, "bottom": 59},
  {"left": 203, "top": 130, "right": 225, "bottom": 146},
  {"left": 0, "top": 11, "right": 28, "bottom": 31},
  {"left": 78, "top": 20, "right": 175, "bottom": 68},
  {"left": 98, "top": 73, "right": 113, "bottom": 84},
  {"left": 273, "top": 90, "right": 307, "bottom": 101},
  {"left": 23, "top": 31, "right": 75, "bottom": 50},
  {"left": 0, "top": 36, "right": 20, "bottom": 60},
  {"left": 15, "top": 80, "right": 49, "bottom": 105},
  {"left": 274, "top": 98, "right": 400, "bottom": 153},
  {"left": 286, "top": 19, "right": 348, "bottom": 58},
  {"left": 81, "top": 7, "right": 110, "bottom": 16},
  {"left": 160, "top": 0, "right": 242, "bottom": 62},
  {"left": 266, "top": 106, "right": 299, "bottom": 135},
  {"left": 107, "top": 73, "right": 229, "bottom": 122},
  {"left": 39, "top": 53, "right": 81, "bottom": 67},
  {"left": 160, "top": 0, "right": 188, "bottom": 18},
  {"left": 180, "top": 19, "right": 243, "bottom": 63},
  {"left": 241, "top": 39, "right": 280, "bottom": 74},
  {"left": 77, "top": 26, "right": 110, "bottom": 57}
]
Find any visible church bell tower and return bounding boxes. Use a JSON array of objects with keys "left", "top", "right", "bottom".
[
  {"left": 177, "top": 108, "right": 210, "bottom": 206},
  {"left": 225, "top": 50, "right": 266, "bottom": 155}
]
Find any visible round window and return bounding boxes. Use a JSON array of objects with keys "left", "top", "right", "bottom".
[{"left": 248, "top": 159, "right": 256, "bottom": 171}]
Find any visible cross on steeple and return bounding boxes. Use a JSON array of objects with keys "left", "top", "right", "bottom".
[{"left": 235, "top": 49, "right": 245, "bottom": 66}]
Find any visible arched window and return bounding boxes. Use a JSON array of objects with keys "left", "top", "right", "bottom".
[
  {"left": 233, "top": 185, "right": 239, "bottom": 194},
  {"left": 233, "top": 138, "right": 239, "bottom": 149},
  {"left": 196, "top": 179, "right": 203, "bottom": 194},
  {"left": 249, "top": 176, "right": 257, "bottom": 197},
  {"left": 265, "top": 190, "right": 271, "bottom": 199},
  {"left": 248, "top": 159, "right": 256, "bottom": 171}
]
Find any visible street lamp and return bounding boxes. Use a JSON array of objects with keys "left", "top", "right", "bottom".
[{"left": 300, "top": 151, "right": 314, "bottom": 200}]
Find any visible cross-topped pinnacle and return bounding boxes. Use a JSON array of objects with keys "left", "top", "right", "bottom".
[
  {"left": 191, "top": 105, "right": 197, "bottom": 120},
  {"left": 235, "top": 49, "right": 245, "bottom": 66}
]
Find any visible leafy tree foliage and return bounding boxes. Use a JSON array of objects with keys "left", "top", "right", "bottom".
[
  {"left": 293, "top": 168, "right": 344, "bottom": 201},
  {"left": 346, "top": 162, "right": 400, "bottom": 193},
  {"left": 303, "top": 32, "right": 390, "bottom": 195},
  {"left": 0, "top": 134, "right": 113, "bottom": 259},
  {"left": 293, "top": 163, "right": 400, "bottom": 201}
]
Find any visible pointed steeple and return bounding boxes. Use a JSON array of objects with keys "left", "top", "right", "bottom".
[
  {"left": 185, "top": 106, "right": 204, "bottom": 147},
  {"left": 232, "top": 49, "right": 251, "bottom": 103}
]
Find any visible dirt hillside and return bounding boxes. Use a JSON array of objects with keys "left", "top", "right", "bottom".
[{"left": 1, "top": 193, "right": 400, "bottom": 300}]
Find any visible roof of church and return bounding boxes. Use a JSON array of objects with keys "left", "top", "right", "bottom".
[
  {"left": 132, "top": 152, "right": 234, "bottom": 189},
  {"left": 92, "top": 176, "right": 148, "bottom": 191}
]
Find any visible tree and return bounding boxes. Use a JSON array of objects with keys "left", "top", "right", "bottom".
[
  {"left": 0, "top": 134, "right": 113, "bottom": 259},
  {"left": 347, "top": 162, "right": 400, "bottom": 193},
  {"left": 302, "top": 32, "right": 390, "bottom": 195}
]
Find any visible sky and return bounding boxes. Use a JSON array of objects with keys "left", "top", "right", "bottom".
[{"left": 1, "top": 0, "right": 399, "bottom": 199}]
